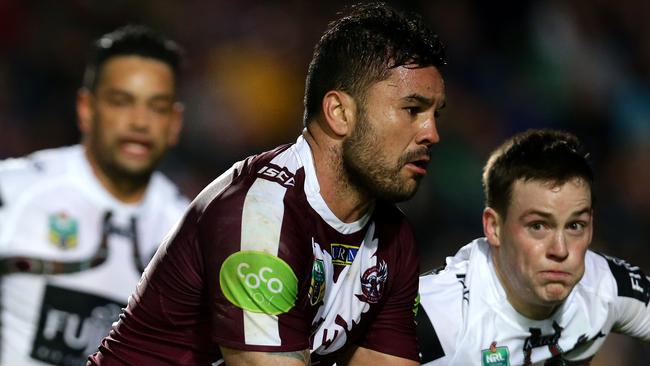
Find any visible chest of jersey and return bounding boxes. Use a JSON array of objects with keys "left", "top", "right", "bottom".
[
  {"left": 0, "top": 181, "right": 172, "bottom": 365},
  {"left": 306, "top": 222, "right": 390, "bottom": 356}
]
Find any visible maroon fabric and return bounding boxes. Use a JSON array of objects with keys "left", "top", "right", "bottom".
[{"left": 87, "top": 143, "right": 419, "bottom": 365}]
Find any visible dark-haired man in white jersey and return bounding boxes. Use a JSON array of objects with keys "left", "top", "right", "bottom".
[
  {"left": 418, "top": 129, "right": 650, "bottom": 365},
  {"left": 0, "top": 25, "right": 187, "bottom": 365}
]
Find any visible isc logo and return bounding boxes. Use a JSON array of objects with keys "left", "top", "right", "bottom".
[{"left": 257, "top": 164, "right": 296, "bottom": 187}]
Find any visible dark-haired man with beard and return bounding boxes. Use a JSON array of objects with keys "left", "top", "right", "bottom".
[
  {"left": 88, "top": 2, "right": 446, "bottom": 366},
  {"left": 0, "top": 25, "right": 187, "bottom": 365}
]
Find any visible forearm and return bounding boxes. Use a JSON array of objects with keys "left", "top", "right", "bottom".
[
  {"left": 221, "top": 346, "right": 311, "bottom": 366},
  {"left": 338, "top": 346, "right": 419, "bottom": 366}
]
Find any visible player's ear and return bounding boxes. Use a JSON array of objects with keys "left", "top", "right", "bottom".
[
  {"left": 483, "top": 207, "right": 502, "bottom": 248},
  {"left": 76, "top": 88, "right": 94, "bottom": 134},
  {"left": 322, "top": 90, "right": 356, "bottom": 137}
]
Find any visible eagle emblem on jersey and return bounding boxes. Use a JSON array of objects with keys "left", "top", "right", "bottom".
[
  {"left": 356, "top": 260, "right": 388, "bottom": 304},
  {"left": 48, "top": 212, "right": 78, "bottom": 249},
  {"left": 309, "top": 258, "right": 326, "bottom": 305}
]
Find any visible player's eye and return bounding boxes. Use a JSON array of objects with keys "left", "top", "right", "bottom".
[
  {"left": 108, "top": 95, "right": 131, "bottom": 106},
  {"left": 404, "top": 106, "right": 419, "bottom": 116},
  {"left": 529, "top": 222, "right": 546, "bottom": 231},
  {"left": 150, "top": 101, "right": 173, "bottom": 114},
  {"left": 567, "top": 221, "right": 587, "bottom": 234}
]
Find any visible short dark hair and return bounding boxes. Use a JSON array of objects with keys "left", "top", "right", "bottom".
[
  {"left": 83, "top": 24, "right": 183, "bottom": 91},
  {"left": 482, "top": 129, "right": 594, "bottom": 218},
  {"left": 303, "top": 2, "right": 446, "bottom": 124}
]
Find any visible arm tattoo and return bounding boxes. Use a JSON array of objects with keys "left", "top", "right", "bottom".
[{"left": 269, "top": 350, "right": 311, "bottom": 365}]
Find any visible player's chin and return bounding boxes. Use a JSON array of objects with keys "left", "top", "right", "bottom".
[
  {"left": 399, "top": 167, "right": 426, "bottom": 184},
  {"left": 376, "top": 181, "right": 419, "bottom": 203},
  {"left": 400, "top": 173, "right": 424, "bottom": 192},
  {"left": 540, "top": 283, "right": 573, "bottom": 303},
  {"left": 116, "top": 158, "right": 156, "bottom": 177}
]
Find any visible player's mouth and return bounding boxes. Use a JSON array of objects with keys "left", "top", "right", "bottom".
[
  {"left": 119, "top": 139, "right": 153, "bottom": 159},
  {"left": 539, "top": 270, "right": 571, "bottom": 282},
  {"left": 406, "top": 156, "right": 430, "bottom": 176}
]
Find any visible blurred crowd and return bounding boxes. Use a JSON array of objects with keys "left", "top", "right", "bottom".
[{"left": 0, "top": 0, "right": 648, "bottom": 363}]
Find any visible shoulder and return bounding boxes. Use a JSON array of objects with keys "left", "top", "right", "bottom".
[
  {"left": 194, "top": 143, "right": 300, "bottom": 212},
  {"left": 419, "top": 241, "right": 474, "bottom": 305},
  {"left": 581, "top": 250, "right": 650, "bottom": 306},
  {"left": 148, "top": 172, "right": 190, "bottom": 214},
  {"left": 420, "top": 240, "right": 476, "bottom": 282},
  {"left": 418, "top": 241, "right": 479, "bottom": 365},
  {"left": 0, "top": 145, "right": 75, "bottom": 177},
  {"left": 0, "top": 146, "right": 78, "bottom": 203},
  {"left": 190, "top": 143, "right": 304, "bottom": 234}
]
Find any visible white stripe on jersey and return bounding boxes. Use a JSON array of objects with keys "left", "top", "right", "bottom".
[{"left": 240, "top": 178, "right": 287, "bottom": 345}]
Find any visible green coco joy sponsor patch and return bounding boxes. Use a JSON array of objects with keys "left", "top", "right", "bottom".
[{"left": 220, "top": 251, "right": 298, "bottom": 315}]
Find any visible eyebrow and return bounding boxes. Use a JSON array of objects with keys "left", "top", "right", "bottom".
[
  {"left": 520, "top": 207, "right": 592, "bottom": 219},
  {"left": 102, "top": 88, "right": 174, "bottom": 101},
  {"left": 570, "top": 208, "right": 592, "bottom": 218},
  {"left": 103, "top": 88, "right": 131, "bottom": 97},
  {"left": 402, "top": 93, "right": 446, "bottom": 109}
]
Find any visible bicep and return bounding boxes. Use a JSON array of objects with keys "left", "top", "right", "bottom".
[
  {"left": 602, "top": 254, "right": 650, "bottom": 340},
  {"left": 613, "top": 296, "right": 650, "bottom": 341},
  {"left": 220, "top": 346, "right": 311, "bottom": 366},
  {"left": 339, "top": 346, "right": 419, "bottom": 366}
]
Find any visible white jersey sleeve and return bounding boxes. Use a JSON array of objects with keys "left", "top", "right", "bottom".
[
  {"left": 599, "top": 253, "right": 650, "bottom": 341},
  {"left": 0, "top": 149, "right": 67, "bottom": 246},
  {"left": 418, "top": 244, "right": 472, "bottom": 365}
]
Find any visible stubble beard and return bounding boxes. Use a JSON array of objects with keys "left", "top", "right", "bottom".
[
  {"left": 89, "top": 131, "right": 157, "bottom": 194},
  {"left": 341, "top": 110, "right": 422, "bottom": 203}
]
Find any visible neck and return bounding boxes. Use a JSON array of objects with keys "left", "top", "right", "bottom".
[
  {"left": 302, "top": 127, "right": 374, "bottom": 223},
  {"left": 84, "top": 148, "right": 148, "bottom": 204}
]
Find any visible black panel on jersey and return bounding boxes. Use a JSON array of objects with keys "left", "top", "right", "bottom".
[
  {"left": 416, "top": 304, "right": 445, "bottom": 363},
  {"left": 600, "top": 253, "right": 650, "bottom": 305}
]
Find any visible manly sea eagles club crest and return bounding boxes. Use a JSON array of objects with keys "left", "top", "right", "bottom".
[{"left": 356, "top": 260, "right": 388, "bottom": 304}]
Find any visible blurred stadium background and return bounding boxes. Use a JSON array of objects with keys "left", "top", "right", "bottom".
[{"left": 0, "top": 0, "right": 648, "bottom": 363}]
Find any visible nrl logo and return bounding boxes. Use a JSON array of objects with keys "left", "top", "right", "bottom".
[
  {"left": 482, "top": 342, "right": 510, "bottom": 366},
  {"left": 48, "top": 212, "right": 78, "bottom": 250},
  {"left": 308, "top": 258, "right": 326, "bottom": 305}
]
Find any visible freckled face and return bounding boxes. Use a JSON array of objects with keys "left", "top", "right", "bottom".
[{"left": 342, "top": 65, "right": 445, "bottom": 202}]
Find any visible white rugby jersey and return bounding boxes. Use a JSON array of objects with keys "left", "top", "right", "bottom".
[
  {"left": 0, "top": 145, "right": 188, "bottom": 366},
  {"left": 418, "top": 238, "right": 650, "bottom": 366}
]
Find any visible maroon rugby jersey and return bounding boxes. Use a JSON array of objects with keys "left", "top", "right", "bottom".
[{"left": 87, "top": 136, "right": 420, "bottom": 365}]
